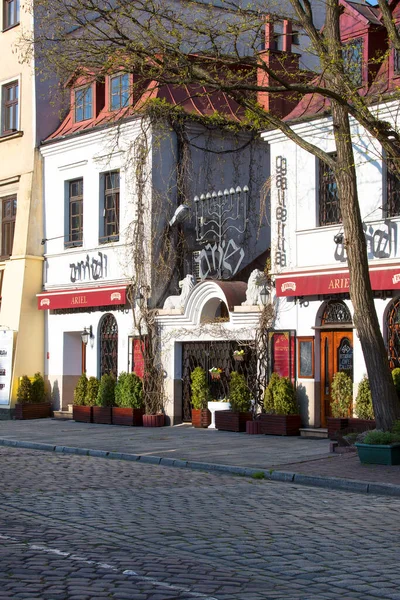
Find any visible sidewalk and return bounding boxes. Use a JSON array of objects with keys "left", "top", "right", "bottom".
[{"left": 0, "top": 419, "right": 399, "bottom": 496}]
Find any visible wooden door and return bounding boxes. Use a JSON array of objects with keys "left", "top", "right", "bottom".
[{"left": 320, "top": 330, "right": 353, "bottom": 427}]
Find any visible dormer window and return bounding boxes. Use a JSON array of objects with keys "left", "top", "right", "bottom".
[
  {"left": 342, "top": 38, "right": 363, "bottom": 87},
  {"left": 110, "top": 73, "right": 130, "bottom": 111},
  {"left": 75, "top": 85, "right": 93, "bottom": 122}
]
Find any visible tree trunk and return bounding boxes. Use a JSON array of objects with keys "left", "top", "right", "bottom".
[{"left": 331, "top": 101, "right": 400, "bottom": 430}]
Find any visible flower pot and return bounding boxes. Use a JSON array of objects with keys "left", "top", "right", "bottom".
[
  {"left": 233, "top": 355, "right": 244, "bottom": 362},
  {"left": 327, "top": 417, "right": 349, "bottom": 440},
  {"left": 348, "top": 418, "right": 376, "bottom": 433},
  {"left": 355, "top": 442, "right": 400, "bottom": 465},
  {"left": 207, "top": 401, "right": 230, "bottom": 428},
  {"left": 246, "top": 421, "right": 261, "bottom": 435},
  {"left": 92, "top": 406, "right": 113, "bottom": 424},
  {"left": 15, "top": 403, "right": 52, "bottom": 420},
  {"left": 191, "top": 408, "right": 211, "bottom": 428},
  {"left": 143, "top": 414, "right": 165, "bottom": 427},
  {"left": 73, "top": 405, "right": 93, "bottom": 423},
  {"left": 210, "top": 373, "right": 221, "bottom": 380},
  {"left": 215, "top": 410, "right": 252, "bottom": 432},
  {"left": 112, "top": 407, "right": 144, "bottom": 426},
  {"left": 259, "top": 414, "right": 302, "bottom": 436}
]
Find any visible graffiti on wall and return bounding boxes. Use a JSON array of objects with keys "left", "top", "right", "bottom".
[
  {"left": 69, "top": 252, "right": 108, "bottom": 283},
  {"left": 194, "top": 240, "right": 245, "bottom": 279},
  {"left": 274, "top": 156, "right": 287, "bottom": 268},
  {"left": 334, "top": 221, "right": 397, "bottom": 263}
]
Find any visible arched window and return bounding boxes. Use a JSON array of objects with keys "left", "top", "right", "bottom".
[
  {"left": 386, "top": 298, "right": 400, "bottom": 368},
  {"left": 321, "top": 300, "right": 352, "bottom": 325},
  {"left": 99, "top": 314, "right": 118, "bottom": 378}
]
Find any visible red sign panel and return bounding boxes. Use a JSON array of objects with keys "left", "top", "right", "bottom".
[
  {"left": 271, "top": 331, "right": 296, "bottom": 382},
  {"left": 276, "top": 265, "right": 400, "bottom": 297},
  {"left": 37, "top": 286, "right": 127, "bottom": 310}
]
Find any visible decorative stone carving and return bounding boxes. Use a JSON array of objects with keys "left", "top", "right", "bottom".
[
  {"left": 242, "top": 269, "right": 267, "bottom": 306},
  {"left": 163, "top": 274, "right": 196, "bottom": 310}
]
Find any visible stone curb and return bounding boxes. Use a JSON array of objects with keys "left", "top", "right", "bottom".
[{"left": 1, "top": 437, "right": 400, "bottom": 497}]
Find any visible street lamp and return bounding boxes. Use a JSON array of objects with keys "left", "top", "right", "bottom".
[
  {"left": 259, "top": 284, "right": 269, "bottom": 307},
  {"left": 81, "top": 326, "right": 92, "bottom": 346}
]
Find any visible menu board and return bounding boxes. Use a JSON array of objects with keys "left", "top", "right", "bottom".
[
  {"left": 271, "top": 331, "right": 296, "bottom": 382},
  {"left": 0, "top": 330, "right": 13, "bottom": 405}
]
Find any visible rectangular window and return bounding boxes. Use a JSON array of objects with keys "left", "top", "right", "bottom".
[
  {"left": 110, "top": 74, "right": 130, "bottom": 111},
  {"left": 386, "top": 160, "right": 400, "bottom": 217},
  {"left": 2, "top": 80, "right": 18, "bottom": 135},
  {"left": 100, "top": 171, "right": 119, "bottom": 243},
  {"left": 342, "top": 38, "right": 363, "bottom": 87},
  {"left": 75, "top": 86, "right": 92, "bottom": 122},
  {"left": 1, "top": 195, "right": 16, "bottom": 258},
  {"left": 66, "top": 178, "right": 83, "bottom": 247},
  {"left": 318, "top": 154, "right": 341, "bottom": 226},
  {"left": 297, "top": 337, "right": 314, "bottom": 379},
  {"left": 3, "top": 0, "right": 19, "bottom": 29}
]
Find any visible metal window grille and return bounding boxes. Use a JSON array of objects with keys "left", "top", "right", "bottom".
[
  {"left": 319, "top": 155, "right": 341, "bottom": 226},
  {"left": 386, "top": 161, "right": 400, "bottom": 217},
  {"left": 100, "top": 171, "right": 119, "bottom": 243},
  {"left": 2, "top": 81, "right": 18, "bottom": 134},
  {"left": 1, "top": 195, "right": 16, "bottom": 258},
  {"left": 100, "top": 314, "right": 118, "bottom": 378},
  {"left": 321, "top": 300, "right": 352, "bottom": 325},
  {"left": 386, "top": 298, "right": 400, "bottom": 369},
  {"left": 67, "top": 178, "right": 83, "bottom": 247}
]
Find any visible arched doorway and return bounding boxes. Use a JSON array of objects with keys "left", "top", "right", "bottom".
[
  {"left": 319, "top": 300, "right": 353, "bottom": 427},
  {"left": 99, "top": 314, "right": 118, "bottom": 378},
  {"left": 386, "top": 297, "right": 400, "bottom": 369}
]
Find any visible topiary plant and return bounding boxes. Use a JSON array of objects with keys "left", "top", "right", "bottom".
[
  {"left": 273, "top": 377, "right": 298, "bottom": 415},
  {"left": 31, "top": 372, "right": 45, "bottom": 403},
  {"left": 229, "top": 371, "right": 251, "bottom": 412},
  {"left": 73, "top": 373, "right": 88, "bottom": 406},
  {"left": 86, "top": 376, "right": 100, "bottom": 407},
  {"left": 190, "top": 367, "right": 210, "bottom": 410},
  {"left": 115, "top": 372, "right": 143, "bottom": 408},
  {"left": 392, "top": 368, "right": 400, "bottom": 394},
  {"left": 96, "top": 374, "right": 115, "bottom": 407},
  {"left": 263, "top": 372, "right": 281, "bottom": 414},
  {"left": 355, "top": 376, "right": 374, "bottom": 420},
  {"left": 331, "top": 371, "right": 353, "bottom": 418},
  {"left": 17, "top": 375, "right": 32, "bottom": 403}
]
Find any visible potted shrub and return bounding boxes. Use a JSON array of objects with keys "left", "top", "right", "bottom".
[
  {"left": 392, "top": 368, "right": 400, "bottom": 400},
  {"left": 72, "top": 373, "right": 90, "bottom": 422},
  {"left": 113, "top": 372, "right": 144, "bottom": 426},
  {"left": 327, "top": 371, "right": 352, "bottom": 439},
  {"left": 209, "top": 367, "right": 222, "bottom": 380},
  {"left": 349, "top": 376, "right": 375, "bottom": 432},
  {"left": 190, "top": 367, "right": 211, "bottom": 428},
  {"left": 15, "top": 373, "right": 51, "bottom": 420},
  {"left": 93, "top": 374, "right": 115, "bottom": 424},
  {"left": 215, "top": 371, "right": 252, "bottom": 432},
  {"left": 260, "top": 374, "right": 301, "bottom": 436},
  {"left": 355, "top": 427, "right": 400, "bottom": 465}
]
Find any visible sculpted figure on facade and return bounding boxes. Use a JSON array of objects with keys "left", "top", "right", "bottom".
[
  {"left": 163, "top": 274, "right": 196, "bottom": 310},
  {"left": 242, "top": 269, "right": 267, "bottom": 306}
]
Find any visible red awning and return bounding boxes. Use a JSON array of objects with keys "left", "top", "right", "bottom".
[
  {"left": 37, "top": 286, "right": 127, "bottom": 310},
  {"left": 276, "top": 264, "right": 400, "bottom": 297}
]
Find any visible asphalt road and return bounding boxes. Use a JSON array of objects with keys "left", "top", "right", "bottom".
[{"left": 0, "top": 447, "right": 399, "bottom": 600}]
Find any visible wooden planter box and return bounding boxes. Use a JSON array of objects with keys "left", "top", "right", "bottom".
[
  {"left": 348, "top": 418, "right": 376, "bottom": 433},
  {"left": 355, "top": 442, "right": 400, "bottom": 465},
  {"left": 215, "top": 410, "right": 252, "bottom": 433},
  {"left": 112, "top": 407, "right": 144, "bottom": 426},
  {"left": 246, "top": 421, "right": 261, "bottom": 435},
  {"left": 259, "top": 414, "right": 302, "bottom": 436},
  {"left": 92, "top": 406, "right": 113, "bottom": 424},
  {"left": 327, "top": 417, "right": 349, "bottom": 440},
  {"left": 192, "top": 408, "right": 211, "bottom": 428},
  {"left": 73, "top": 405, "right": 93, "bottom": 423},
  {"left": 15, "top": 403, "right": 52, "bottom": 420},
  {"left": 143, "top": 414, "right": 165, "bottom": 427}
]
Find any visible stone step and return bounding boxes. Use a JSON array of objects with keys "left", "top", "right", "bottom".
[
  {"left": 299, "top": 427, "right": 328, "bottom": 439},
  {"left": 53, "top": 411, "right": 73, "bottom": 420}
]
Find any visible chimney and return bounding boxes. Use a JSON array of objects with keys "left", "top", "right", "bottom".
[{"left": 282, "top": 20, "right": 292, "bottom": 53}]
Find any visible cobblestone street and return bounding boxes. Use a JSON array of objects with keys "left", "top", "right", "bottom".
[{"left": 1, "top": 447, "right": 399, "bottom": 600}]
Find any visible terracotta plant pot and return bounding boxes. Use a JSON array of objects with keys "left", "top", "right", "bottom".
[
  {"left": 191, "top": 408, "right": 211, "bottom": 428},
  {"left": 143, "top": 414, "right": 165, "bottom": 427},
  {"left": 233, "top": 355, "right": 244, "bottom": 362},
  {"left": 73, "top": 405, "right": 93, "bottom": 423},
  {"left": 15, "top": 403, "right": 52, "bottom": 420},
  {"left": 92, "top": 406, "right": 113, "bottom": 424},
  {"left": 259, "top": 414, "right": 302, "bottom": 436},
  {"left": 210, "top": 373, "right": 221, "bottom": 380},
  {"left": 112, "top": 407, "right": 144, "bottom": 426},
  {"left": 327, "top": 417, "right": 349, "bottom": 440},
  {"left": 215, "top": 410, "right": 252, "bottom": 432}
]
